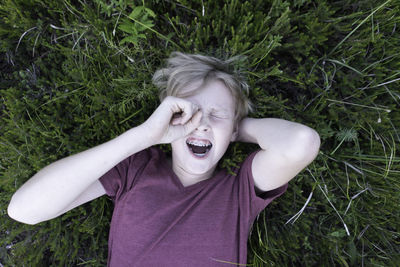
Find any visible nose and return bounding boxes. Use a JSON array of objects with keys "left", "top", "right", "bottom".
[{"left": 196, "top": 113, "right": 210, "bottom": 132}]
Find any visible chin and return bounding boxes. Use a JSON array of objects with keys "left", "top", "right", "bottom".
[
  {"left": 173, "top": 148, "right": 213, "bottom": 174},
  {"left": 186, "top": 160, "right": 215, "bottom": 175},
  {"left": 171, "top": 138, "right": 228, "bottom": 175}
]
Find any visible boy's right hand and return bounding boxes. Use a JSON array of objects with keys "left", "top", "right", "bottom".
[{"left": 144, "top": 96, "right": 203, "bottom": 145}]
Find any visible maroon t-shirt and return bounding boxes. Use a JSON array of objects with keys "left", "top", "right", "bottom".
[{"left": 99, "top": 147, "right": 287, "bottom": 266}]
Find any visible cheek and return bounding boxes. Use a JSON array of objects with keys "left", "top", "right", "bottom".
[
  {"left": 212, "top": 122, "right": 235, "bottom": 143},
  {"left": 221, "top": 120, "right": 235, "bottom": 132},
  {"left": 171, "top": 140, "right": 185, "bottom": 153},
  {"left": 212, "top": 123, "right": 233, "bottom": 137}
]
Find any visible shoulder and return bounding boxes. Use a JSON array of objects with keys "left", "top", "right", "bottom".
[
  {"left": 131, "top": 146, "right": 171, "bottom": 172},
  {"left": 238, "top": 150, "right": 289, "bottom": 195},
  {"left": 132, "top": 146, "right": 165, "bottom": 162},
  {"left": 232, "top": 150, "right": 287, "bottom": 216},
  {"left": 236, "top": 149, "right": 259, "bottom": 173},
  {"left": 147, "top": 146, "right": 169, "bottom": 162}
]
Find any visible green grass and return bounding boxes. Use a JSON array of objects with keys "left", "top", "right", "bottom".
[{"left": 1, "top": 0, "right": 399, "bottom": 266}]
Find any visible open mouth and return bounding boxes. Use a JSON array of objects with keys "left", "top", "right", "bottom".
[{"left": 186, "top": 138, "right": 213, "bottom": 158}]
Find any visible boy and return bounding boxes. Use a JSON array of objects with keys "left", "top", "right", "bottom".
[{"left": 8, "top": 52, "right": 320, "bottom": 266}]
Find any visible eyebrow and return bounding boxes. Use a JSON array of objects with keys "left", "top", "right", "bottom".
[
  {"left": 210, "top": 105, "right": 229, "bottom": 112},
  {"left": 210, "top": 107, "right": 229, "bottom": 114}
]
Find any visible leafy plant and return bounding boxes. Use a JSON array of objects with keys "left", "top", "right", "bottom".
[
  {"left": 1, "top": 0, "right": 399, "bottom": 266},
  {"left": 118, "top": 4, "right": 156, "bottom": 46}
]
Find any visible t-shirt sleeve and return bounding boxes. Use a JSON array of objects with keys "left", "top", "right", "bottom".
[
  {"left": 238, "top": 149, "right": 288, "bottom": 218},
  {"left": 99, "top": 148, "right": 151, "bottom": 202}
]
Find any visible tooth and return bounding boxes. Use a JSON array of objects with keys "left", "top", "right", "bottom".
[
  {"left": 189, "top": 141, "right": 210, "bottom": 146},
  {"left": 188, "top": 141, "right": 208, "bottom": 146}
]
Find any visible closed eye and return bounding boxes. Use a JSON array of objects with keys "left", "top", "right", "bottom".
[{"left": 210, "top": 113, "right": 227, "bottom": 119}]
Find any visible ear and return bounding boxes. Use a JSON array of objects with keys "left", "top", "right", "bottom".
[{"left": 230, "top": 123, "right": 239, "bottom": 142}]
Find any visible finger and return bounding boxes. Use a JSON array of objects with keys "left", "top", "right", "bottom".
[
  {"left": 179, "top": 103, "right": 199, "bottom": 125},
  {"left": 191, "top": 109, "right": 202, "bottom": 126},
  {"left": 183, "top": 110, "right": 202, "bottom": 134},
  {"left": 171, "top": 119, "right": 180, "bottom": 125},
  {"left": 171, "top": 112, "right": 183, "bottom": 125}
]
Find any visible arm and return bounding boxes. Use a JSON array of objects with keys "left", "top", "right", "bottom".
[
  {"left": 8, "top": 96, "right": 202, "bottom": 225},
  {"left": 7, "top": 124, "right": 153, "bottom": 225},
  {"left": 237, "top": 118, "right": 320, "bottom": 192}
]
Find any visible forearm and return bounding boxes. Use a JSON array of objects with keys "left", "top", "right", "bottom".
[
  {"left": 8, "top": 124, "right": 152, "bottom": 223},
  {"left": 238, "top": 117, "right": 320, "bottom": 160}
]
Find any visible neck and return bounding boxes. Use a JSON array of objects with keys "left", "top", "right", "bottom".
[{"left": 169, "top": 157, "right": 216, "bottom": 187}]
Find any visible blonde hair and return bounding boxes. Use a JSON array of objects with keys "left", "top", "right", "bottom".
[{"left": 152, "top": 52, "right": 253, "bottom": 124}]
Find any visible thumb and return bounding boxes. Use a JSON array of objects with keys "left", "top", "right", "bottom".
[{"left": 182, "top": 110, "right": 202, "bottom": 135}]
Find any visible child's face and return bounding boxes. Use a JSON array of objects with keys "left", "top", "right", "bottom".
[{"left": 171, "top": 79, "right": 237, "bottom": 179}]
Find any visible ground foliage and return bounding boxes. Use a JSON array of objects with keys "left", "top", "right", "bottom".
[{"left": 1, "top": 0, "right": 399, "bottom": 266}]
